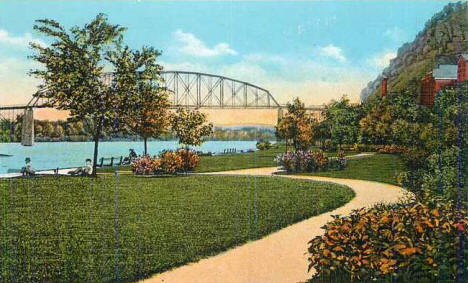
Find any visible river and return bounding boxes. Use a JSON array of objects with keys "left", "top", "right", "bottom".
[{"left": 0, "top": 140, "right": 257, "bottom": 174}]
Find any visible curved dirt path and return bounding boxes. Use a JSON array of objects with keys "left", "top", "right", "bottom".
[{"left": 138, "top": 167, "right": 407, "bottom": 283}]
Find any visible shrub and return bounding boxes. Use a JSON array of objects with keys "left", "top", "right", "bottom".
[
  {"left": 328, "top": 151, "right": 346, "bottom": 171},
  {"left": 353, "top": 143, "right": 369, "bottom": 152},
  {"left": 378, "top": 144, "right": 407, "bottom": 154},
  {"left": 131, "top": 155, "right": 155, "bottom": 175},
  {"left": 160, "top": 151, "right": 183, "bottom": 174},
  {"left": 177, "top": 148, "right": 201, "bottom": 172},
  {"left": 131, "top": 149, "right": 199, "bottom": 175},
  {"left": 276, "top": 150, "right": 334, "bottom": 173},
  {"left": 323, "top": 139, "right": 337, "bottom": 152},
  {"left": 308, "top": 199, "right": 468, "bottom": 283},
  {"left": 256, "top": 140, "right": 272, "bottom": 150}
]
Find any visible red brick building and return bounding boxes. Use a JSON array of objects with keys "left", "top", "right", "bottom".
[
  {"left": 420, "top": 64, "right": 458, "bottom": 107},
  {"left": 458, "top": 54, "right": 468, "bottom": 82}
]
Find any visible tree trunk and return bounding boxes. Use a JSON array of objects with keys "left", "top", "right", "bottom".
[
  {"left": 144, "top": 137, "right": 148, "bottom": 156},
  {"left": 91, "top": 119, "right": 103, "bottom": 177}
]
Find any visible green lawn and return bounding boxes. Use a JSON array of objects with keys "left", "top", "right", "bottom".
[
  {"left": 0, "top": 175, "right": 354, "bottom": 283},
  {"left": 97, "top": 144, "right": 358, "bottom": 173},
  {"left": 294, "top": 153, "right": 405, "bottom": 185}
]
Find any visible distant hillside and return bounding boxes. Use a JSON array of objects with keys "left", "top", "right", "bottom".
[{"left": 361, "top": 2, "right": 467, "bottom": 102}]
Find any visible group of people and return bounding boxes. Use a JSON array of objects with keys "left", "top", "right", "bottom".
[{"left": 20, "top": 149, "right": 138, "bottom": 177}]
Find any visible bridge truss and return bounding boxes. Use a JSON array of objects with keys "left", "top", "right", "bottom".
[
  {"left": 160, "top": 71, "right": 280, "bottom": 109},
  {"left": 0, "top": 71, "right": 324, "bottom": 119}
]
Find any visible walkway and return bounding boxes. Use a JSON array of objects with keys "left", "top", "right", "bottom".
[{"left": 138, "top": 167, "right": 406, "bottom": 283}]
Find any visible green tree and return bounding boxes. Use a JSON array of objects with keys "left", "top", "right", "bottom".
[
  {"left": 324, "top": 96, "right": 360, "bottom": 148},
  {"left": 53, "top": 124, "right": 64, "bottom": 138},
  {"left": 171, "top": 108, "right": 213, "bottom": 172},
  {"left": 30, "top": 14, "right": 126, "bottom": 176},
  {"left": 43, "top": 122, "right": 54, "bottom": 137},
  {"left": 75, "top": 121, "right": 84, "bottom": 135},
  {"left": 14, "top": 123, "right": 21, "bottom": 142},
  {"left": 110, "top": 46, "right": 170, "bottom": 155},
  {"left": 171, "top": 108, "right": 213, "bottom": 148},
  {"left": 34, "top": 123, "right": 43, "bottom": 137},
  {"left": 275, "top": 98, "right": 314, "bottom": 151},
  {"left": 66, "top": 123, "right": 78, "bottom": 136}
]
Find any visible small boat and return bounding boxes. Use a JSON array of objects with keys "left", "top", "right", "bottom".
[{"left": 0, "top": 154, "right": 12, "bottom": 157}]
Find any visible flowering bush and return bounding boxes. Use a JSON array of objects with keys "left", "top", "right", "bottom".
[
  {"left": 308, "top": 199, "right": 468, "bottom": 283},
  {"left": 131, "top": 149, "right": 200, "bottom": 175},
  {"left": 177, "top": 148, "right": 201, "bottom": 172},
  {"left": 277, "top": 150, "right": 336, "bottom": 173},
  {"left": 131, "top": 155, "right": 155, "bottom": 175},
  {"left": 160, "top": 151, "right": 183, "bottom": 174}
]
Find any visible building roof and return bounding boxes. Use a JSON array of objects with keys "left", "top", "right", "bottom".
[
  {"left": 461, "top": 53, "right": 468, "bottom": 61},
  {"left": 433, "top": 64, "right": 458, "bottom": 80}
]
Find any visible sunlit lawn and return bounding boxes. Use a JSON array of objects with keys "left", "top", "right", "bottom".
[
  {"left": 0, "top": 174, "right": 354, "bottom": 283},
  {"left": 293, "top": 153, "right": 405, "bottom": 185}
]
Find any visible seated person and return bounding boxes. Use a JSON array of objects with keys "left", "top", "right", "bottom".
[
  {"left": 123, "top": 149, "right": 138, "bottom": 164},
  {"left": 68, "top": 158, "right": 93, "bottom": 176},
  {"left": 21, "top": 157, "right": 35, "bottom": 176},
  {"left": 129, "top": 149, "right": 137, "bottom": 160}
]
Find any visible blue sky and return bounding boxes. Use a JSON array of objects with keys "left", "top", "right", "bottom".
[{"left": 0, "top": 0, "right": 457, "bottom": 107}]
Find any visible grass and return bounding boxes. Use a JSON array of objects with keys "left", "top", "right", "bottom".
[
  {"left": 97, "top": 144, "right": 358, "bottom": 173},
  {"left": 0, "top": 174, "right": 354, "bottom": 283},
  {"left": 294, "top": 153, "right": 405, "bottom": 185}
]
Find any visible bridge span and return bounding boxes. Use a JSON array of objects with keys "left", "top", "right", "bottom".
[{"left": 0, "top": 71, "right": 325, "bottom": 145}]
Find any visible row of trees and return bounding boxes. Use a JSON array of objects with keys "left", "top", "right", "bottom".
[
  {"left": 1, "top": 118, "right": 275, "bottom": 142},
  {"left": 29, "top": 14, "right": 213, "bottom": 176},
  {"left": 277, "top": 83, "right": 467, "bottom": 205},
  {"left": 276, "top": 91, "right": 432, "bottom": 153},
  {"left": 276, "top": 96, "right": 362, "bottom": 151}
]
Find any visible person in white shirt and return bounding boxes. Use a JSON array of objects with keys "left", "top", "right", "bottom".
[
  {"left": 21, "top": 157, "right": 35, "bottom": 176},
  {"left": 69, "top": 158, "right": 93, "bottom": 176}
]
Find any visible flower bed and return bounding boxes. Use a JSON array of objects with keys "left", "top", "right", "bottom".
[
  {"left": 276, "top": 150, "right": 346, "bottom": 173},
  {"left": 131, "top": 149, "right": 200, "bottom": 175},
  {"left": 308, "top": 199, "right": 468, "bottom": 283}
]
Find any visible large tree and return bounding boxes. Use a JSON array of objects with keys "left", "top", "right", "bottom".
[
  {"left": 171, "top": 108, "right": 213, "bottom": 148},
  {"left": 109, "top": 46, "right": 170, "bottom": 155},
  {"left": 276, "top": 98, "right": 314, "bottom": 151},
  {"left": 30, "top": 14, "right": 126, "bottom": 176},
  {"left": 324, "top": 96, "right": 360, "bottom": 148}
]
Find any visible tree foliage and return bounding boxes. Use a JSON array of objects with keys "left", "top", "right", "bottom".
[
  {"left": 171, "top": 108, "right": 213, "bottom": 147},
  {"left": 276, "top": 98, "right": 315, "bottom": 151},
  {"left": 109, "top": 46, "right": 171, "bottom": 155},
  {"left": 324, "top": 96, "right": 360, "bottom": 148},
  {"left": 29, "top": 14, "right": 126, "bottom": 175}
]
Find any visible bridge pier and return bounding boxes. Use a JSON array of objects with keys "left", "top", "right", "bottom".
[{"left": 21, "top": 108, "right": 34, "bottom": 146}]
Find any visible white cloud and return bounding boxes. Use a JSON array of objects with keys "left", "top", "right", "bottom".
[
  {"left": 173, "top": 29, "right": 237, "bottom": 57},
  {"left": 0, "top": 57, "right": 41, "bottom": 105},
  {"left": 318, "top": 44, "right": 347, "bottom": 62},
  {"left": 0, "top": 29, "right": 46, "bottom": 48},
  {"left": 384, "top": 27, "right": 405, "bottom": 42},
  {"left": 367, "top": 51, "right": 397, "bottom": 68}
]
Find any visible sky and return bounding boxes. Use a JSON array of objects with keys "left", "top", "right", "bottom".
[{"left": 0, "top": 0, "right": 458, "bottom": 124}]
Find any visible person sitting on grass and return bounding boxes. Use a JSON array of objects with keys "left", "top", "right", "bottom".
[
  {"left": 68, "top": 158, "right": 92, "bottom": 176},
  {"left": 21, "top": 157, "right": 35, "bottom": 176}
]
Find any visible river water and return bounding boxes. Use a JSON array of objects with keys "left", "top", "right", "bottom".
[{"left": 0, "top": 140, "right": 257, "bottom": 174}]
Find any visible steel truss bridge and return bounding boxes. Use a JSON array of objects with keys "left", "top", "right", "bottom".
[
  {"left": 0, "top": 71, "right": 324, "bottom": 145},
  {"left": 0, "top": 71, "right": 324, "bottom": 111}
]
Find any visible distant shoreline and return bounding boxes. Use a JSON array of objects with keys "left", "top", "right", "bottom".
[{"left": 0, "top": 138, "right": 274, "bottom": 144}]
